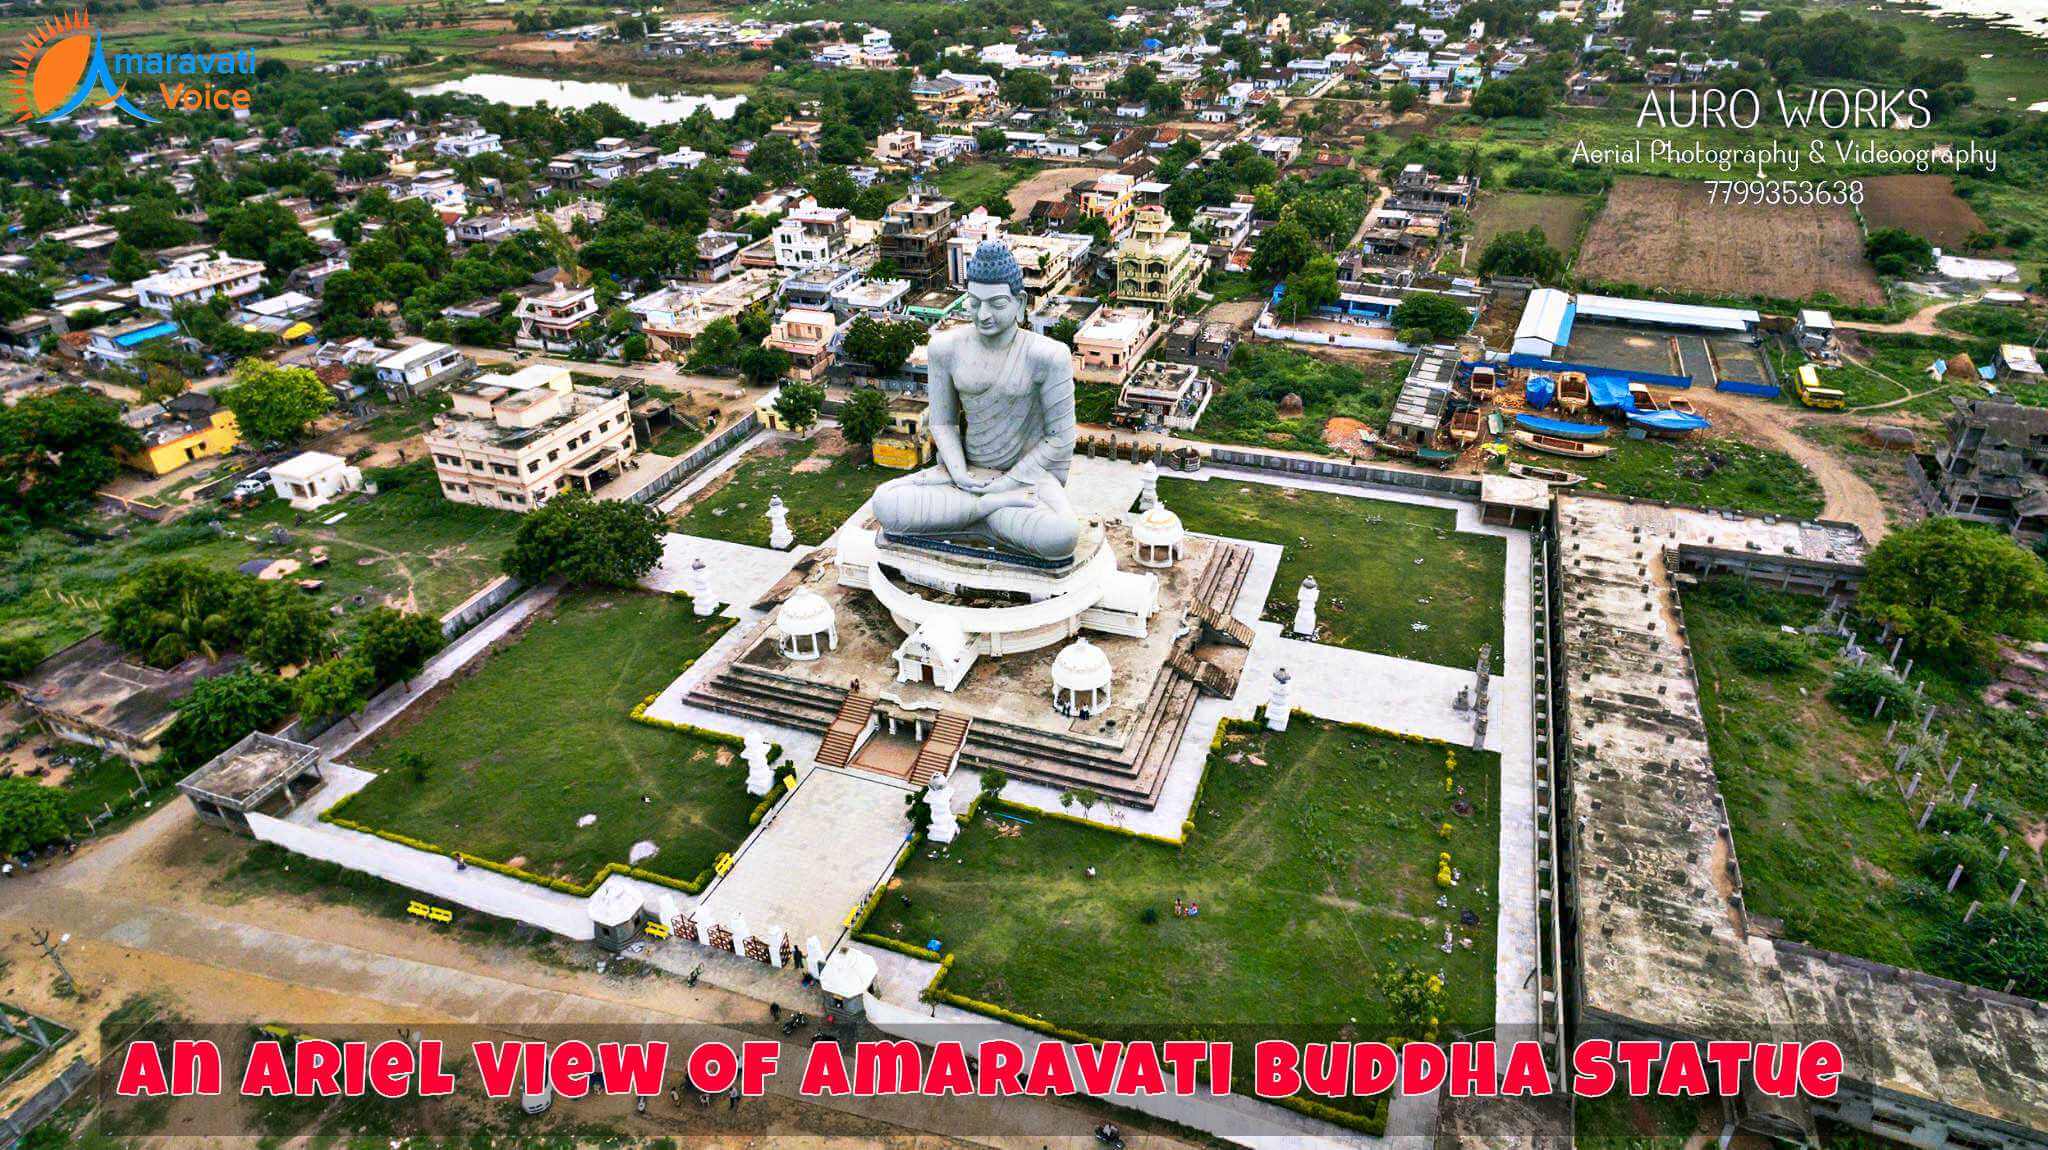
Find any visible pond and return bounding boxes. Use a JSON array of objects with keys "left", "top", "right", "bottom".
[{"left": 408, "top": 73, "right": 747, "bottom": 126}]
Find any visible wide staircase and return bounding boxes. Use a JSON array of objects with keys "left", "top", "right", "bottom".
[
  {"left": 1169, "top": 650, "right": 1239, "bottom": 697},
  {"left": 1190, "top": 600, "right": 1255, "bottom": 648},
  {"left": 816, "top": 692, "right": 877, "bottom": 769},
  {"left": 909, "top": 712, "right": 971, "bottom": 788}
]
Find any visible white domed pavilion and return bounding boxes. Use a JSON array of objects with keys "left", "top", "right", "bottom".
[
  {"left": 774, "top": 587, "right": 838, "bottom": 661},
  {"left": 1132, "top": 501, "right": 1185, "bottom": 569},
  {"left": 1051, "top": 637, "right": 1113, "bottom": 717}
]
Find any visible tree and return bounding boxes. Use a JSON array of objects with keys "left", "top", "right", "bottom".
[
  {"left": 0, "top": 779, "right": 69, "bottom": 856},
  {"left": 748, "top": 136, "right": 804, "bottom": 184},
  {"left": 108, "top": 241, "right": 151, "bottom": 284},
  {"left": 219, "top": 360, "right": 334, "bottom": 445},
  {"left": 1002, "top": 70, "right": 1054, "bottom": 107},
  {"left": 771, "top": 377, "right": 824, "bottom": 431},
  {"left": 742, "top": 344, "right": 793, "bottom": 389},
  {"left": 1048, "top": 316, "right": 1081, "bottom": 347},
  {"left": 1867, "top": 227, "right": 1935, "bottom": 277},
  {"left": 1386, "top": 83, "right": 1420, "bottom": 115},
  {"left": 161, "top": 669, "right": 293, "bottom": 768},
  {"left": 294, "top": 654, "right": 376, "bottom": 730},
  {"left": 103, "top": 561, "right": 329, "bottom": 670},
  {"left": 1393, "top": 293, "right": 1473, "bottom": 344},
  {"left": 1280, "top": 255, "right": 1340, "bottom": 321},
  {"left": 840, "top": 315, "right": 923, "bottom": 377},
  {"left": 686, "top": 317, "right": 743, "bottom": 373},
  {"left": 1477, "top": 226, "right": 1566, "bottom": 282},
  {"left": 0, "top": 638, "right": 44, "bottom": 681},
  {"left": 355, "top": 606, "right": 446, "bottom": 687},
  {"left": 1249, "top": 219, "right": 1318, "bottom": 281},
  {"left": 1859, "top": 518, "right": 2048, "bottom": 663},
  {"left": 503, "top": 490, "right": 664, "bottom": 587},
  {"left": 838, "top": 386, "right": 892, "bottom": 459},
  {"left": 0, "top": 388, "right": 142, "bottom": 524}
]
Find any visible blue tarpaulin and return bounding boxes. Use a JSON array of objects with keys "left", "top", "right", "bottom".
[
  {"left": 1515, "top": 413, "right": 1608, "bottom": 439},
  {"left": 1588, "top": 373, "right": 1635, "bottom": 411},
  {"left": 1627, "top": 410, "right": 1712, "bottom": 433},
  {"left": 1525, "top": 375, "right": 1555, "bottom": 409},
  {"left": 1715, "top": 379, "right": 1781, "bottom": 398}
]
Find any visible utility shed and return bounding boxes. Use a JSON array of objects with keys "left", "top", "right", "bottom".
[
  {"left": 1387, "top": 347, "right": 1458, "bottom": 446},
  {"left": 178, "top": 732, "right": 325, "bottom": 835}
]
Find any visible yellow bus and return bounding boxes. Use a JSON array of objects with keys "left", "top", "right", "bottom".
[{"left": 1795, "top": 364, "right": 1845, "bottom": 410}]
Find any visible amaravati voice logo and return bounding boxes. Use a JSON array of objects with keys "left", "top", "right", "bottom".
[{"left": 7, "top": 10, "right": 158, "bottom": 123}]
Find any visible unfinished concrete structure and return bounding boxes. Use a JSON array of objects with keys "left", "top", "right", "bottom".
[
  {"left": 178, "top": 733, "right": 325, "bottom": 835},
  {"left": 1924, "top": 397, "right": 2048, "bottom": 543},
  {"left": 1547, "top": 493, "right": 2048, "bottom": 1150}
]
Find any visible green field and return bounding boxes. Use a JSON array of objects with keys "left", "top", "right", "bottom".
[
  {"left": 1159, "top": 476, "right": 1505, "bottom": 670},
  {"left": 1193, "top": 347, "right": 1408, "bottom": 455},
  {"left": 1688, "top": 579, "right": 2045, "bottom": 986},
  {"left": 887, "top": 718, "right": 1499, "bottom": 1038},
  {"left": 670, "top": 435, "right": 892, "bottom": 547},
  {"left": 0, "top": 461, "right": 515, "bottom": 654},
  {"left": 339, "top": 590, "right": 755, "bottom": 887},
  {"left": 1511, "top": 435, "right": 1824, "bottom": 520},
  {"left": 932, "top": 161, "right": 1035, "bottom": 208}
]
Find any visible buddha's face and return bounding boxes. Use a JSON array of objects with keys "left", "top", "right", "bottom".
[{"left": 965, "top": 280, "right": 1024, "bottom": 340}]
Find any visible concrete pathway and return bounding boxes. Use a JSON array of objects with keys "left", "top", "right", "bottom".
[{"left": 644, "top": 533, "right": 813, "bottom": 614}]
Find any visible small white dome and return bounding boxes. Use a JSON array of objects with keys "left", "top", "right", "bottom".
[
  {"left": 1052, "top": 638, "right": 1113, "bottom": 692},
  {"left": 776, "top": 587, "right": 836, "bottom": 635},
  {"left": 1133, "top": 501, "right": 1185, "bottom": 547}
]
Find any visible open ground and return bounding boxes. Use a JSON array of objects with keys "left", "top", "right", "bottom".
[
  {"left": 1859, "top": 174, "right": 1989, "bottom": 252},
  {"left": 1577, "top": 177, "right": 1885, "bottom": 307},
  {"left": 667, "top": 431, "right": 892, "bottom": 548},
  {"left": 336, "top": 589, "right": 756, "bottom": 888},
  {"left": 1466, "top": 192, "right": 1591, "bottom": 268}
]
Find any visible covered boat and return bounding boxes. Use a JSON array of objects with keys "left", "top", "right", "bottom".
[
  {"left": 1515, "top": 412, "right": 1608, "bottom": 440},
  {"left": 1508, "top": 460, "right": 1585, "bottom": 486},
  {"left": 1525, "top": 374, "right": 1555, "bottom": 409},
  {"left": 1626, "top": 410, "right": 1712, "bottom": 435}
]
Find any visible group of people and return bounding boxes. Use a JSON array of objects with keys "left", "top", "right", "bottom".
[{"left": 1171, "top": 897, "right": 1201, "bottom": 917}]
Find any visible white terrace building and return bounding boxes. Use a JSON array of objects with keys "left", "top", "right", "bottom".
[
  {"left": 135, "top": 254, "right": 266, "bottom": 316},
  {"left": 425, "top": 365, "right": 635, "bottom": 511}
]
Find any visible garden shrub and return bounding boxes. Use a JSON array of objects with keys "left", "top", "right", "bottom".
[{"left": 1827, "top": 665, "right": 1912, "bottom": 717}]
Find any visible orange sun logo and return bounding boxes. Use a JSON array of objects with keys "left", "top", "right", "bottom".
[{"left": 7, "top": 10, "right": 153, "bottom": 123}]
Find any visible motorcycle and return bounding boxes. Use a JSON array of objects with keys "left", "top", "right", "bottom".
[
  {"left": 779, "top": 1012, "right": 809, "bottom": 1036},
  {"left": 1094, "top": 1123, "right": 1125, "bottom": 1150}
]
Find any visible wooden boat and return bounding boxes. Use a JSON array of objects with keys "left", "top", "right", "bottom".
[
  {"left": 1556, "top": 371, "right": 1590, "bottom": 414},
  {"left": 1449, "top": 410, "right": 1482, "bottom": 444},
  {"left": 1515, "top": 429, "right": 1612, "bottom": 459},
  {"left": 1628, "top": 383, "right": 1659, "bottom": 412},
  {"left": 1666, "top": 396, "right": 1696, "bottom": 415},
  {"left": 1469, "top": 364, "right": 1499, "bottom": 398},
  {"left": 1507, "top": 460, "right": 1585, "bottom": 486}
]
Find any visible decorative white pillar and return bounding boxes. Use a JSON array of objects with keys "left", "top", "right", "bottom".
[
  {"left": 1266, "top": 667, "right": 1292, "bottom": 731},
  {"left": 687, "top": 557, "right": 718, "bottom": 616},
  {"left": 767, "top": 494, "right": 795, "bottom": 550},
  {"left": 743, "top": 731, "right": 775, "bottom": 796},
  {"left": 765, "top": 925, "right": 787, "bottom": 968},
  {"left": 1291, "top": 575, "right": 1319, "bottom": 637},
  {"left": 804, "top": 934, "right": 827, "bottom": 978},
  {"left": 924, "top": 775, "right": 959, "bottom": 844},
  {"left": 1138, "top": 459, "right": 1160, "bottom": 509}
]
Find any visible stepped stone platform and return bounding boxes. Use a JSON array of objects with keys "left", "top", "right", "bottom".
[{"left": 688, "top": 525, "right": 1255, "bottom": 809}]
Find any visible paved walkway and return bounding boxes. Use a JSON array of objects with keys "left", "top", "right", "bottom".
[{"left": 644, "top": 533, "right": 813, "bottom": 614}]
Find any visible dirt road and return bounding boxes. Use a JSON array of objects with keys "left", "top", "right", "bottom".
[
  {"left": 0, "top": 804, "right": 1197, "bottom": 1147},
  {"left": 1682, "top": 392, "right": 1890, "bottom": 542},
  {"left": 1834, "top": 297, "right": 1971, "bottom": 336}
]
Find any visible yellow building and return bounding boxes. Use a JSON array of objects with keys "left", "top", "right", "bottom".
[
  {"left": 1116, "top": 206, "right": 1201, "bottom": 312},
  {"left": 871, "top": 400, "right": 934, "bottom": 470},
  {"left": 118, "top": 393, "right": 240, "bottom": 476}
]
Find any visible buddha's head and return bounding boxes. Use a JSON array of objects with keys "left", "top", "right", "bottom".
[{"left": 964, "top": 240, "right": 1027, "bottom": 341}]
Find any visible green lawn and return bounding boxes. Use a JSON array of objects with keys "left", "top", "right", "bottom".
[
  {"left": 339, "top": 590, "right": 755, "bottom": 887},
  {"left": 1160, "top": 476, "right": 1505, "bottom": 670},
  {"left": 1688, "top": 578, "right": 2045, "bottom": 986},
  {"left": 649, "top": 420, "right": 709, "bottom": 457},
  {"left": 671, "top": 436, "right": 891, "bottom": 547},
  {"left": 1512, "top": 435, "right": 1823, "bottom": 520},
  {"left": 933, "top": 160, "right": 1036, "bottom": 208},
  {"left": 887, "top": 718, "right": 1499, "bottom": 1038}
]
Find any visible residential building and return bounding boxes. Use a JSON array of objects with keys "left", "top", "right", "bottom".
[
  {"left": 1115, "top": 206, "right": 1201, "bottom": 312},
  {"left": 86, "top": 315, "right": 183, "bottom": 369},
  {"left": 1389, "top": 163, "right": 1475, "bottom": 213},
  {"left": 626, "top": 271, "right": 778, "bottom": 359},
  {"left": 515, "top": 284, "right": 600, "bottom": 353},
  {"left": 873, "top": 129, "right": 922, "bottom": 165},
  {"left": 116, "top": 393, "right": 240, "bottom": 476},
  {"left": 435, "top": 129, "right": 502, "bottom": 158},
  {"left": 772, "top": 199, "right": 855, "bottom": 269},
  {"left": 7, "top": 636, "right": 244, "bottom": 763},
  {"left": 1072, "top": 306, "right": 1159, "bottom": 386},
  {"left": 1158, "top": 318, "right": 1238, "bottom": 370},
  {"left": 782, "top": 264, "right": 863, "bottom": 312},
  {"left": 270, "top": 450, "right": 364, "bottom": 511},
  {"left": 764, "top": 308, "right": 840, "bottom": 383},
  {"left": 831, "top": 277, "right": 912, "bottom": 320},
  {"left": 697, "top": 230, "right": 750, "bottom": 281},
  {"left": 1117, "top": 360, "right": 1211, "bottom": 430},
  {"left": 454, "top": 214, "right": 516, "bottom": 245},
  {"left": 1078, "top": 173, "right": 1140, "bottom": 238},
  {"left": 877, "top": 192, "right": 956, "bottom": 285},
  {"left": 1926, "top": 397, "right": 2048, "bottom": 542},
  {"left": 134, "top": 253, "right": 266, "bottom": 315},
  {"left": 373, "top": 340, "right": 471, "bottom": 399},
  {"left": 944, "top": 216, "right": 1093, "bottom": 298},
  {"left": 426, "top": 365, "right": 636, "bottom": 510}
]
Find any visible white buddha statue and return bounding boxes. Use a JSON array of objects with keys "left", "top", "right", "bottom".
[{"left": 870, "top": 241, "right": 1081, "bottom": 562}]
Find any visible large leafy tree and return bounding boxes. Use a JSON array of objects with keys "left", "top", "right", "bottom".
[
  {"left": 503, "top": 491, "right": 664, "bottom": 587},
  {"left": 355, "top": 606, "right": 446, "bottom": 687},
  {"left": 742, "top": 344, "right": 794, "bottom": 389},
  {"left": 840, "top": 316, "right": 924, "bottom": 377},
  {"left": 219, "top": 360, "right": 334, "bottom": 445},
  {"left": 294, "top": 654, "right": 377, "bottom": 729},
  {"left": 1859, "top": 518, "right": 2048, "bottom": 663},
  {"left": 1477, "top": 227, "right": 1566, "bottom": 282},
  {"left": 215, "top": 200, "right": 320, "bottom": 275},
  {"left": 161, "top": 669, "right": 294, "bottom": 768},
  {"left": 1393, "top": 293, "right": 1474, "bottom": 343},
  {"left": 102, "top": 560, "right": 330, "bottom": 669},
  {"left": 0, "top": 778, "right": 69, "bottom": 856},
  {"left": 837, "top": 386, "right": 892, "bottom": 459},
  {"left": 771, "top": 377, "right": 823, "bottom": 431},
  {"left": 1249, "top": 219, "right": 1317, "bottom": 281},
  {"left": 0, "top": 388, "right": 142, "bottom": 525}
]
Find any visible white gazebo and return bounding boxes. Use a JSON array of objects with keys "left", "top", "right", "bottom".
[
  {"left": 893, "top": 614, "right": 976, "bottom": 692},
  {"left": 1132, "top": 500, "right": 1185, "bottom": 569},
  {"left": 774, "top": 587, "right": 838, "bottom": 661},
  {"left": 1051, "top": 637, "right": 1113, "bottom": 717}
]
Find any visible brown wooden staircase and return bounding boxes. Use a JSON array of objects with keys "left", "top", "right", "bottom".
[
  {"left": 909, "top": 711, "right": 971, "bottom": 787},
  {"left": 1169, "top": 651, "right": 1238, "bottom": 698},
  {"left": 1190, "top": 601, "right": 1255, "bottom": 648},
  {"left": 817, "top": 692, "right": 877, "bottom": 769}
]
